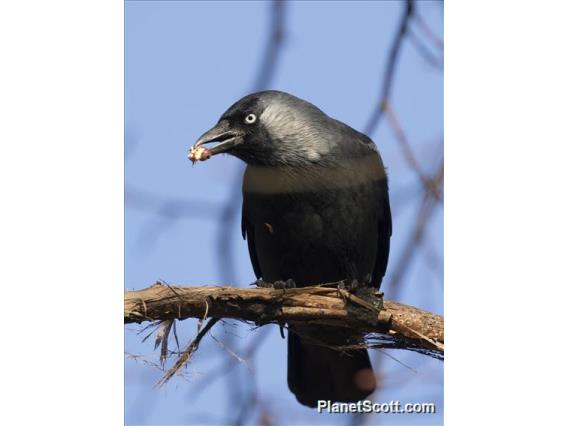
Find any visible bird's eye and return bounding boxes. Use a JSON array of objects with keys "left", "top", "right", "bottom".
[{"left": 245, "top": 113, "right": 257, "bottom": 124}]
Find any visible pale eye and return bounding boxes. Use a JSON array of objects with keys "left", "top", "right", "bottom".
[{"left": 245, "top": 113, "right": 257, "bottom": 124}]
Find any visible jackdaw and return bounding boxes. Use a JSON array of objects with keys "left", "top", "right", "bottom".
[{"left": 191, "top": 90, "right": 391, "bottom": 407}]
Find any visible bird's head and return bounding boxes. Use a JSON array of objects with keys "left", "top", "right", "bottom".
[{"left": 191, "top": 91, "right": 341, "bottom": 167}]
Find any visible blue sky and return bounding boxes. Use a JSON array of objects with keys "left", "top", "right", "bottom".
[{"left": 125, "top": 1, "right": 443, "bottom": 424}]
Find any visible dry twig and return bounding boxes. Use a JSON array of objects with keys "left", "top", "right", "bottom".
[
  {"left": 364, "top": 0, "right": 414, "bottom": 135},
  {"left": 155, "top": 317, "right": 220, "bottom": 387}
]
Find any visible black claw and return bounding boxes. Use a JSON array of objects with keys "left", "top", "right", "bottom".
[
  {"left": 338, "top": 279, "right": 360, "bottom": 291},
  {"left": 255, "top": 278, "right": 296, "bottom": 289},
  {"left": 338, "top": 277, "right": 373, "bottom": 292},
  {"left": 272, "top": 280, "right": 286, "bottom": 289},
  {"left": 272, "top": 279, "right": 296, "bottom": 289},
  {"left": 254, "top": 278, "right": 269, "bottom": 288}
]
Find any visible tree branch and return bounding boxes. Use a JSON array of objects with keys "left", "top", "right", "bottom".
[
  {"left": 125, "top": 282, "right": 444, "bottom": 357},
  {"left": 364, "top": 0, "right": 414, "bottom": 135}
]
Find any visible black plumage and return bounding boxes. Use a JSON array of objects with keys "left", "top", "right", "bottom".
[{"left": 192, "top": 91, "right": 391, "bottom": 407}]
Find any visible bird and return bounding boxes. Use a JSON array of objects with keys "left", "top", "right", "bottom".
[{"left": 191, "top": 90, "right": 391, "bottom": 407}]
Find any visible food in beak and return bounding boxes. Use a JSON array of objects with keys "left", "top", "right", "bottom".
[{"left": 188, "top": 146, "right": 212, "bottom": 164}]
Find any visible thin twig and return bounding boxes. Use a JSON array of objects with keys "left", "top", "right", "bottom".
[
  {"left": 384, "top": 102, "right": 442, "bottom": 202},
  {"left": 407, "top": 26, "right": 443, "bottom": 69},
  {"left": 414, "top": 10, "right": 444, "bottom": 50},
  {"left": 156, "top": 318, "right": 219, "bottom": 387},
  {"left": 387, "top": 159, "right": 444, "bottom": 295},
  {"left": 364, "top": 0, "right": 414, "bottom": 135},
  {"left": 188, "top": 328, "right": 270, "bottom": 399}
]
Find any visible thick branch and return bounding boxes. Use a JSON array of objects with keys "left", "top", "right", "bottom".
[{"left": 125, "top": 283, "right": 444, "bottom": 356}]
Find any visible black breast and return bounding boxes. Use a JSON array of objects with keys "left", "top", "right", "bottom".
[{"left": 241, "top": 153, "right": 391, "bottom": 288}]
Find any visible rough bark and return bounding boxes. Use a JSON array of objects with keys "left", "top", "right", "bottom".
[{"left": 125, "top": 282, "right": 444, "bottom": 356}]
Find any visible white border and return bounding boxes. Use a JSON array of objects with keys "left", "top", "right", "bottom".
[
  {"left": 447, "top": 1, "right": 568, "bottom": 424},
  {"left": 0, "top": 1, "right": 124, "bottom": 424}
]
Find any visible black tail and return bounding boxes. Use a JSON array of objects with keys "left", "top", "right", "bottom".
[{"left": 287, "top": 333, "right": 376, "bottom": 407}]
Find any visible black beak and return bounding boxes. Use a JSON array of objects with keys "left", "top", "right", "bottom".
[{"left": 192, "top": 120, "right": 245, "bottom": 157}]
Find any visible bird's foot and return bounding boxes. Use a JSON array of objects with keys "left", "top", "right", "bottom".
[
  {"left": 252, "top": 278, "right": 267, "bottom": 287},
  {"left": 253, "top": 278, "right": 296, "bottom": 290},
  {"left": 337, "top": 274, "right": 374, "bottom": 292},
  {"left": 337, "top": 276, "right": 384, "bottom": 310},
  {"left": 337, "top": 280, "right": 359, "bottom": 291},
  {"left": 273, "top": 279, "right": 296, "bottom": 290}
]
